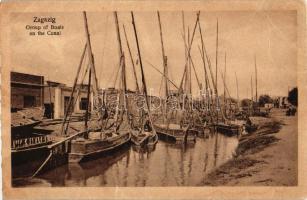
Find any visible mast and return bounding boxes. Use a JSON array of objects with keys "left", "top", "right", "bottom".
[
  {"left": 179, "top": 11, "right": 200, "bottom": 93},
  {"left": 215, "top": 19, "right": 219, "bottom": 122},
  {"left": 114, "top": 11, "right": 127, "bottom": 93},
  {"left": 84, "top": 68, "right": 91, "bottom": 139},
  {"left": 131, "top": 12, "right": 150, "bottom": 112},
  {"left": 251, "top": 76, "right": 253, "bottom": 101},
  {"left": 197, "top": 18, "right": 213, "bottom": 118},
  {"left": 188, "top": 27, "right": 192, "bottom": 96},
  {"left": 60, "top": 43, "right": 87, "bottom": 136},
  {"left": 181, "top": 11, "right": 187, "bottom": 94},
  {"left": 250, "top": 75, "right": 253, "bottom": 115},
  {"left": 215, "top": 19, "right": 219, "bottom": 99},
  {"left": 157, "top": 11, "right": 169, "bottom": 98},
  {"left": 114, "top": 11, "right": 131, "bottom": 130},
  {"left": 185, "top": 27, "right": 190, "bottom": 95},
  {"left": 197, "top": 20, "right": 209, "bottom": 96},
  {"left": 224, "top": 52, "right": 226, "bottom": 115},
  {"left": 83, "top": 11, "right": 105, "bottom": 136},
  {"left": 254, "top": 54, "right": 258, "bottom": 103},
  {"left": 83, "top": 12, "right": 99, "bottom": 97},
  {"left": 235, "top": 72, "right": 239, "bottom": 109},
  {"left": 123, "top": 24, "right": 140, "bottom": 93}
]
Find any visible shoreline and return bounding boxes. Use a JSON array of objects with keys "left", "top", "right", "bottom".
[{"left": 202, "top": 108, "right": 298, "bottom": 186}]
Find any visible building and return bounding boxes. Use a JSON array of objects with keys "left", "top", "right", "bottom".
[
  {"left": 276, "top": 96, "right": 290, "bottom": 108},
  {"left": 44, "top": 81, "right": 93, "bottom": 119},
  {"left": 11, "top": 71, "right": 93, "bottom": 119},
  {"left": 11, "top": 71, "right": 44, "bottom": 110}
]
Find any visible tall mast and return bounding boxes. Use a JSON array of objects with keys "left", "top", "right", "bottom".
[
  {"left": 181, "top": 11, "right": 187, "bottom": 94},
  {"left": 131, "top": 12, "right": 150, "bottom": 112},
  {"left": 198, "top": 18, "right": 213, "bottom": 119},
  {"left": 123, "top": 24, "right": 140, "bottom": 93},
  {"left": 251, "top": 75, "right": 253, "bottom": 101},
  {"left": 186, "top": 27, "right": 191, "bottom": 95},
  {"left": 188, "top": 27, "right": 192, "bottom": 95},
  {"left": 179, "top": 11, "right": 200, "bottom": 93},
  {"left": 197, "top": 20, "right": 209, "bottom": 94},
  {"left": 83, "top": 11, "right": 99, "bottom": 97},
  {"left": 83, "top": 11, "right": 104, "bottom": 136},
  {"left": 224, "top": 52, "right": 226, "bottom": 115},
  {"left": 215, "top": 19, "right": 219, "bottom": 98},
  {"left": 84, "top": 68, "right": 91, "bottom": 139},
  {"left": 157, "top": 11, "right": 169, "bottom": 98},
  {"left": 114, "top": 11, "right": 128, "bottom": 129},
  {"left": 235, "top": 72, "right": 239, "bottom": 108},
  {"left": 114, "top": 11, "right": 127, "bottom": 93},
  {"left": 215, "top": 19, "right": 219, "bottom": 122},
  {"left": 254, "top": 54, "right": 258, "bottom": 103},
  {"left": 60, "top": 43, "right": 87, "bottom": 136}
]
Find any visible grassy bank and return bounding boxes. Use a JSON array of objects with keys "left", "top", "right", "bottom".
[{"left": 202, "top": 109, "right": 297, "bottom": 186}]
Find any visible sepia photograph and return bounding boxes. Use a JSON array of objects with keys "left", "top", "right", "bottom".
[{"left": 1, "top": 0, "right": 306, "bottom": 199}]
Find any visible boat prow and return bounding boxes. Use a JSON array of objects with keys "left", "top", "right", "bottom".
[{"left": 131, "top": 129, "right": 158, "bottom": 148}]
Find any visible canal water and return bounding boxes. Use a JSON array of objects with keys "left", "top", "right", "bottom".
[{"left": 13, "top": 133, "right": 238, "bottom": 187}]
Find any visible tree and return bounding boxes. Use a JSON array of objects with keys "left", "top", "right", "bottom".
[
  {"left": 288, "top": 87, "right": 298, "bottom": 106},
  {"left": 258, "top": 94, "right": 273, "bottom": 107}
]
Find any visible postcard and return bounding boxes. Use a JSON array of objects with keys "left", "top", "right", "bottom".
[{"left": 1, "top": 0, "right": 306, "bottom": 199}]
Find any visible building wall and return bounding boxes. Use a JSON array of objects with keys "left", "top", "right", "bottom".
[
  {"left": 54, "top": 86, "right": 92, "bottom": 119},
  {"left": 44, "top": 86, "right": 55, "bottom": 104},
  {"left": 11, "top": 72, "right": 44, "bottom": 109}
]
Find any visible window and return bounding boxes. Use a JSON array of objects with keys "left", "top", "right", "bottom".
[
  {"left": 80, "top": 98, "right": 89, "bottom": 110},
  {"left": 23, "top": 96, "right": 36, "bottom": 108}
]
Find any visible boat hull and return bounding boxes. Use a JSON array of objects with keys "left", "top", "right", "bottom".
[
  {"left": 68, "top": 131, "right": 131, "bottom": 163},
  {"left": 154, "top": 124, "right": 196, "bottom": 144},
  {"left": 215, "top": 123, "right": 241, "bottom": 136},
  {"left": 131, "top": 129, "right": 158, "bottom": 148}
]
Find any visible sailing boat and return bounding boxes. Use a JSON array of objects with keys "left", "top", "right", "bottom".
[
  {"left": 129, "top": 12, "right": 158, "bottom": 148},
  {"left": 153, "top": 11, "right": 197, "bottom": 144},
  {"left": 202, "top": 19, "right": 241, "bottom": 137},
  {"left": 68, "top": 11, "right": 131, "bottom": 163}
]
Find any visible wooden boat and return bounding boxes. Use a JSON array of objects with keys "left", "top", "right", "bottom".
[
  {"left": 214, "top": 122, "right": 241, "bottom": 137},
  {"left": 131, "top": 128, "right": 158, "bottom": 147},
  {"left": 68, "top": 129, "right": 131, "bottom": 163},
  {"left": 66, "top": 11, "right": 133, "bottom": 163},
  {"left": 128, "top": 12, "right": 158, "bottom": 148},
  {"left": 154, "top": 123, "right": 196, "bottom": 143}
]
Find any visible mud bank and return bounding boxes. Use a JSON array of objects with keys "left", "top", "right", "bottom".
[{"left": 202, "top": 109, "right": 298, "bottom": 186}]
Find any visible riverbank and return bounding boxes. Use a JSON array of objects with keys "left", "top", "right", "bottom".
[{"left": 202, "top": 108, "right": 298, "bottom": 186}]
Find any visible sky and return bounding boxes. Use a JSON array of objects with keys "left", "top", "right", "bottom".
[{"left": 10, "top": 10, "right": 297, "bottom": 99}]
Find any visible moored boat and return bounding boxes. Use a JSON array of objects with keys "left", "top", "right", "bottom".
[
  {"left": 214, "top": 122, "right": 241, "bottom": 137},
  {"left": 154, "top": 123, "right": 196, "bottom": 143},
  {"left": 69, "top": 130, "right": 131, "bottom": 163},
  {"left": 128, "top": 12, "right": 159, "bottom": 149}
]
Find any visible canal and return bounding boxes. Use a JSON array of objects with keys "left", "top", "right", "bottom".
[{"left": 13, "top": 132, "right": 238, "bottom": 187}]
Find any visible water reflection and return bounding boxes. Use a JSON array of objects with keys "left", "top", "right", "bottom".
[{"left": 14, "top": 133, "right": 238, "bottom": 187}]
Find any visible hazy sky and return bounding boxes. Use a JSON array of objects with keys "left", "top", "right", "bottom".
[{"left": 10, "top": 10, "right": 297, "bottom": 99}]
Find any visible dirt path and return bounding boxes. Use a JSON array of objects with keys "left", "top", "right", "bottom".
[{"left": 203, "top": 108, "right": 298, "bottom": 186}]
